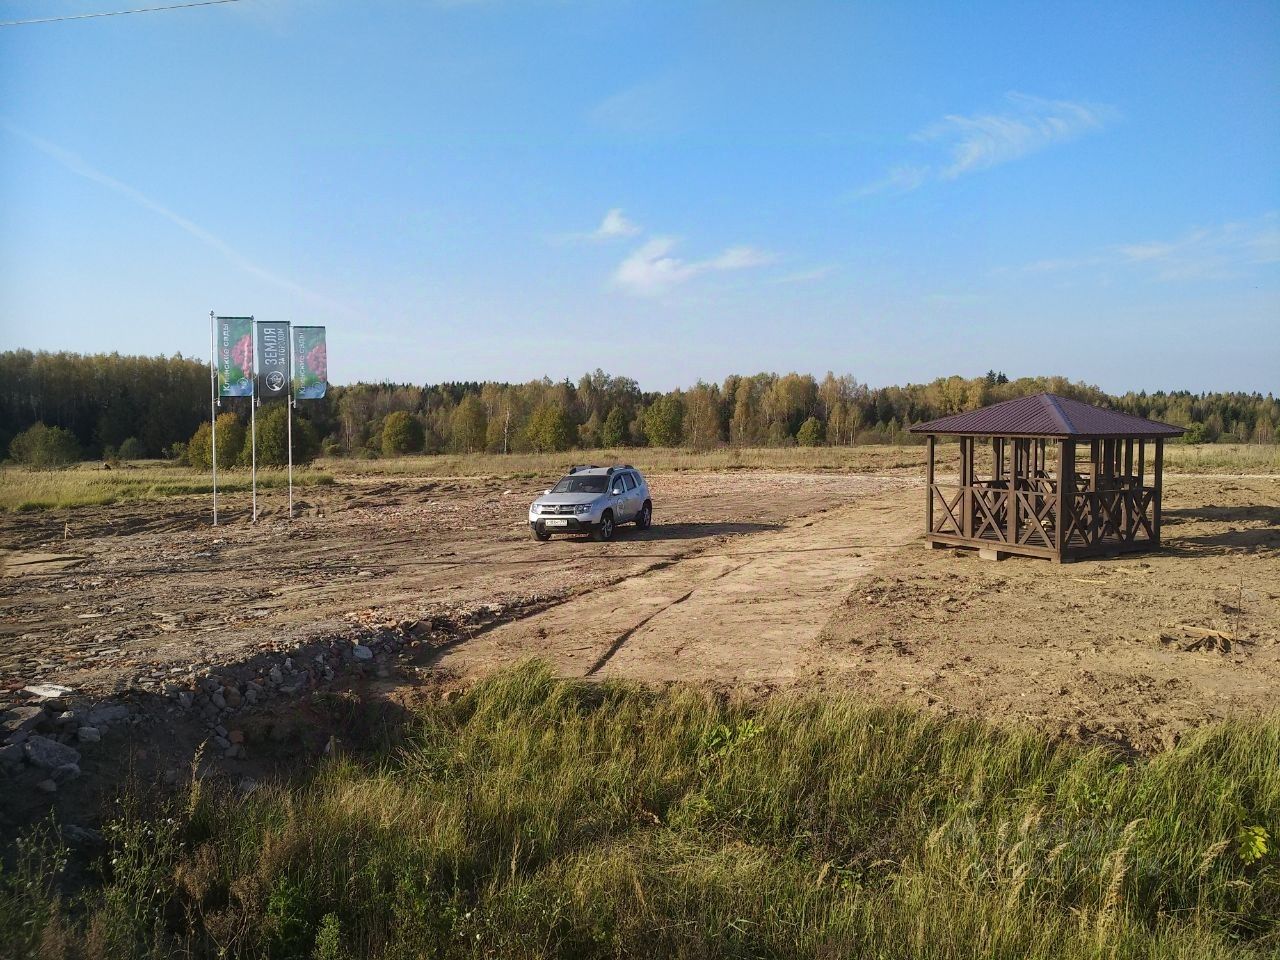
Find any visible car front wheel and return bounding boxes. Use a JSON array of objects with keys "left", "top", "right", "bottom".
[
  {"left": 593, "top": 511, "right": 615, "bottom": 542},
  {"left": 532, "top": 526, "right": 551, "bottom": 541}
]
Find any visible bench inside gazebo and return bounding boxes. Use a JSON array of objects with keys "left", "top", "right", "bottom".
[{"left": 909, "top": 393, "right": 1184, "bottom": 562}]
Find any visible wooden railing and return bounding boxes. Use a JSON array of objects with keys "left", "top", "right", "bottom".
[
  {"left": 1061, "top": 488, "right": 1155, "bottom": 549},
  {"left": 931, "top": 483, "right": 1157, "bottom": 554}
]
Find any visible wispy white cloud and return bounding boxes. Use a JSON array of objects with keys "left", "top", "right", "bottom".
[
  {"left": 589, "top": 75, "right": 689, "bottom": 138},
  {"left": 775, "top": 265, "right": 836, "bottom": 284},
  {"left": 593, "top": 208, "right": 641, "bottom": 240},
  {"left": 1015, "top": 213, "right": 1280, "bottom": 281},
  {"left": 2, "top": 121, "right": 360, "bottom": 317},
  {"left": 547, "top": 207, "right": 643, "bottom": 245},
  {"left": 852, "top": 165, "right": 929, "bottom": 198},
  {"left": 922, "top": 93, "right": 1110, "bottom": 179},
  {"left": 855, "top": 92, "right": 1114, "bottom": 197},
  {"left": 613, "top": 237, "right": 774, "bottom": 296}
]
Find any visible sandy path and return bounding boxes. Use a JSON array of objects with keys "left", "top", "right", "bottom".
[{"left": 431, "top": 492, "right": 914, "bottom": 687}]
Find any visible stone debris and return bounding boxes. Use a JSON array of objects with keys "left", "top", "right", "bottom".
[
  {"left": 24, "top": 735, "right": 81, "bottom": 771},
  {"left": 63, "top": 824, "right": 105, "bottom": 846},
  {"left": 0, "top": 590, "right": 505, "bottom": 799},
  {"left": 0, "top": 742, "right": 25, "bottom": 765},
  {"left": 2, "top": 705, "right": 45, "bottom": 738},
  {"left": 23, "top": 684, "right": 75, "bottom": 700},
  {"left": 87, "top": 704, "right": 129, "bottom": 726}
]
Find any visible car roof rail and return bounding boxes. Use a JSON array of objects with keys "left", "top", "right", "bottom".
[{"left": 569, "top": 464, "right": 600, "bottom": 474}]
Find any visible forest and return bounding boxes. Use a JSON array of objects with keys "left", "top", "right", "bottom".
[{"left": 1, "top": 349, "right": 1276, "bottom": 463}]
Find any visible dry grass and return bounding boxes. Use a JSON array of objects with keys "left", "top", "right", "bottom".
[
  {"left": 322, "top": 443, "right": 1280, "bottom": 481},
  {"left": 319, "top": 445, "right": 940, "bottom": 479},
  {"left": 0, "top": 461, "right": 334, "bottom": 512},
  {"left": 3, "top": 444, "right": 1274, "bottom": 513},
  {"left": 2, "top": 663, "right": 1276, "bottom": 958},
  {"left": 1162, "top": 443, "right": 1280, "bottom": 473}
]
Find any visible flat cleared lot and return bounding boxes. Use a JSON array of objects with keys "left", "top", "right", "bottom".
[{"left": 2, "top": 461, "right": 1278, "bottom": 752}]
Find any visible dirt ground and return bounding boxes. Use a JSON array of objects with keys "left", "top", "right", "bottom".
[{"left": 3, "top": 467, "right": 1278, "bottom": 754}]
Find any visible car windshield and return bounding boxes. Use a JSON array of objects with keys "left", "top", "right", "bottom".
[{"left": 551, "top": 474, "right": 609, "bottom": 494}]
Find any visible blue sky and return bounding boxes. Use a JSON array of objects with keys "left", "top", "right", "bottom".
[{"left": 1, "top": 0, "right": 1277, "bottom": 392}]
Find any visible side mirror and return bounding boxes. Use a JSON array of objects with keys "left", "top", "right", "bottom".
[
  {"left": 543, "top": 489, "right": 551, "bottom": 495},
  {"left": 612, "top": 487, "right": 623, "bottom": 496}
]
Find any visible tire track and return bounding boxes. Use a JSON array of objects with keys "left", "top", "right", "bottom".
[{"left": 584, "top": 559, "right": 755, "bottom": 677}]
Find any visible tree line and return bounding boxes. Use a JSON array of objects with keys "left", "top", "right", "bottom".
[{"left": 2, "top": 350, "right": 1276, "bottom": 464}]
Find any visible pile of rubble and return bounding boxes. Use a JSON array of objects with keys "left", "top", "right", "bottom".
[
  {"left": 0, "top": 685, "right": 130, "bottom": 793},
  {"left": 1, "top": 598, "right": 542, "bottom": 797}
]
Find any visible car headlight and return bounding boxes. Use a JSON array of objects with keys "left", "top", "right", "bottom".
[{"left": 575, "top": 504, "right": 593, "bottom": 514}]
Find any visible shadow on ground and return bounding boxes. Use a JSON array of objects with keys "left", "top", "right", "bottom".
[{"left": 589, "top": 521, "right": 782, "bottom": 542}]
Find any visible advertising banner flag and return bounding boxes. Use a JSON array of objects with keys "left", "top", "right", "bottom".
[
  {"left": 216, "top": 317, "right": 254, "bottom": 397},
  {"left": 291, "top": 326, "right": 328, "bottom": 399},
  {"left": 256, "top": 321, "right": 291, "bottom": 399}
]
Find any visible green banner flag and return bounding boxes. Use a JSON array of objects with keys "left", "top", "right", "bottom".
[
  {"left": 291, "top": 326, "right": 328, "bottom": 399},
  {"left": 216, "top": 317, "right": 254, "bottom": 397}
]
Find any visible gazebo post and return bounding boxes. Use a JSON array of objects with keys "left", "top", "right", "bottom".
[
  {"left": 1056, "top": 438, "right": 1073, "bottom": 562},
  {"left": 1006, "top": 436, "right": 1018, "bottom": 546},
  {"left": 1153, "top": 438, "right": 1164, "bottom": 547},
  {"left": 925, "top": 434, "right": 935, "bottom": 541},
  {"left": 1123, "top": 438, "right": 1136, "bottom": 533}
]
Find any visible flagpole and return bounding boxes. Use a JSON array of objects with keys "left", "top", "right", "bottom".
[
  {"left": 250, "top": 316, "right": 258, "bottom": 524},
  {"left": 287, "top": 391, "right": 294, "bottom": 519},
  {"left": 209, "top": 310, "right": 218, "bottom": 527}
]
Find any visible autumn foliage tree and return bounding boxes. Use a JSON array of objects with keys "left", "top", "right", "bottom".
[
  {"left": 8, "top": 422, "right": 80, "bottom": 468},
  {"left": 642, "top": 394, "right": 685, "bottom": 447},
  {"left": 525, "top": 405, "right": 576, "bottom": 452},
  {"left": 796, "top": 416, "right": 825, "bottom": 446},
  {"left": 381, "top": 411, "right": 424, "bottom": 456},
  {"left": 3, "top": 350, "right": 1275, "bottom": 459},
  {"left": 188, "top": 412, "right": 244, "bottom": 471},
  {"left": 601, "top": 407, "right": 630, "bottom": 447},
  {"left": 255, "top": 404, "right": 319, "bottom": 466},
  {"left": 450, "top": 395, "right": 488, "bottom": 453}
]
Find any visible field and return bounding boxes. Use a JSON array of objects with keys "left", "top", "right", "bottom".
[
  {"left": 2, "top": 442, "right": 1277, "bottom": 512},
  {"left": 1, "top": 445, "right": 1278, "bottom": 956}
]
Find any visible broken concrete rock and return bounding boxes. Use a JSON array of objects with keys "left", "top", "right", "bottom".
[
  {"left": 2, "top": 705, "right": 45, "bottom": 737},
  {"left": 87, "top": 704, "right": 129, "bottom": 726},
  {"left": 23, "top": 684, "right": 75, "bottom": 700},
  {"left": 24, "top": 735, "right": 81, "bottom": 771},
  {"left": 0, "top": 743, "right": 25, "bottom": 766}
]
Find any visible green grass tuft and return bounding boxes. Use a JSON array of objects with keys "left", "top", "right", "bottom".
[{"left": 2, "top": 662, "right": 1276, "bottom": 958}]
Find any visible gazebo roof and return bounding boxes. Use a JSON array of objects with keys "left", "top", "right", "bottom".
[{"left": 909, "top": 393, "right": 1184, "bottom": 439}]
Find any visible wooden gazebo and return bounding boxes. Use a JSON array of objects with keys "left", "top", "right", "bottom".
[{"left": 910, "top": 394, "right": 1184, "bottom": 562}]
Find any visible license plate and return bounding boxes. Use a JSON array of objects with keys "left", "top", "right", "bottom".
[{"left": 544, "top": 519, "right": 568, "bottom": 527}]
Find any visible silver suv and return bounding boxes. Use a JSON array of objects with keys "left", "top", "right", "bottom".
[{"left": 529, "top": 465, "right": 653, "bottom": 541}]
